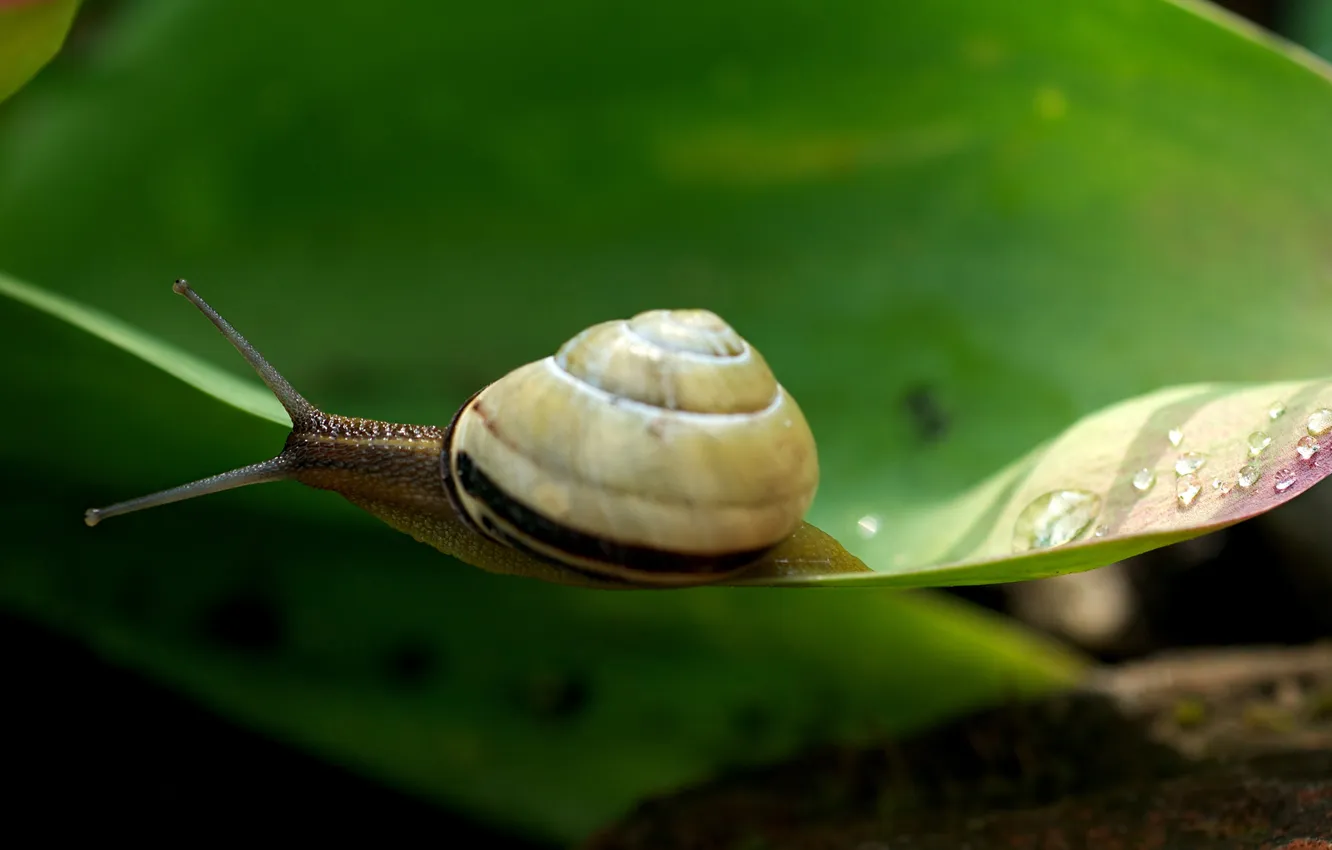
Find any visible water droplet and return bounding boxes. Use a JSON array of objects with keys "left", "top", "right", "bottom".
[
  {"left": 1092, "top": 524, "right": 1108, "bottom": 538},
  {"left": 1297, "top": 435, "right": 1320, "bottom": 460},
  {"left": 1309, "top": 409, "right": 1332, "bottom": 437},
  {"left": 1012, "top": 490, "right": 1102, "bottom": 552},
  {"left": 1176, "top": 473, "right": 1202, "bottom": 507},
  {"left": 1268, "top": 401, "right": 1287, "bottom": 420},
  {"left": 1174, "top": 452, "right": 1207, "bottom": 476},
  {"left": 1237, "top": 463, "right": 1262, "bottom": 489},
  {"left": 1167, "top": 428, "right": 1184, "bottom": 447},
  {"left": 1210, "top": 477, "right": 1233, "bottom": 496},
  {"left": 1274, "top": 468, "right": 1297, "bottom": 492},
  {"left": 855, "top": 514, "right": 881, "bottom": 539},
  {"left": 1131, "top": 468, "right": 1156, "bottom": 492},
  {"left": 1246, "top": 431, "right": 1272, "bottom": 457}
]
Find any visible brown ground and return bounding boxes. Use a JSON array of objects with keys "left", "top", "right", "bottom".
[{"left": 586, "top": 644, "right": 1332, "bottom": 850}]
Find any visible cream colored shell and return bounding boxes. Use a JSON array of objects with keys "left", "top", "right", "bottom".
[{"left": 445, "top": 308, "right": 819, "bottom": 578}]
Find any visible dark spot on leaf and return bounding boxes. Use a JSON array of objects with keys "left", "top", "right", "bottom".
[
  {"left": 795, "top": 689, "right": 847, "bottom": 748},
  {"left": 382, "top": 641, "right": 441, "bottom": 688},
  {"left": 513, "top": 670, "right": 592, "bottom": 721},
  {"left": 901, "top": 383, "right": 949, "bottom": 443},
  {"left": 730, "top": 702, "right": 774, "bottom": 745},
  {"left": 198, "top": 590, "right": 286, "bottom": 655}
]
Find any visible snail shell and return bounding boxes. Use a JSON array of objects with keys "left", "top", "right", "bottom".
[{"left": 442, "top": 308, "right": 820, "bottom": 585}]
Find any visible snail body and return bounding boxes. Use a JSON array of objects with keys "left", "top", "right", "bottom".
[{"left": 84, "top": 282, "right": 842, "bottom": 588}]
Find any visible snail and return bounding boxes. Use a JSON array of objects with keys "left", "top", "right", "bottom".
[{"left": 85, "top": 281, "right": 869, "bottom": 588}]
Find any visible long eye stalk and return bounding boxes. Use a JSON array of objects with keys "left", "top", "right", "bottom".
[
  {"left": 171, "top": 279, "right": 315, "bottom": 422},
  {"left": 84, "top": 280, "right": 311, "bottom": 527}
]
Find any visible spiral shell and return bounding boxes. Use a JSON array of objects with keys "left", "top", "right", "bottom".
[{"left": 442, "top": 308, "right": 819, "bottom": 584}]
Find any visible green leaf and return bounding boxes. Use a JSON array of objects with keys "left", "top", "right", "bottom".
[
  {"left": 0, "top": 0, "right": 77, "bottom": 105},
  {"left": 1, "top": 269, "right": 1085, "bottom": 840},
  {"left": 2, "top": 0, "right": 1331, "bottom": 582},
  {"left": 2, "top": 0, "right": 1331, "bottom": 841}
]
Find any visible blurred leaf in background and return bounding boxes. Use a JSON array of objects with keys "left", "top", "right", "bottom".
[
  {"left": 0, "top": 0, "right": 77, "bottom": 104},
  {"left": 1287, "top": 0, "right": 1332, "bottom": 58},
  {"left": 2, "top": 0, "right": 1331, "bottom": 843}
]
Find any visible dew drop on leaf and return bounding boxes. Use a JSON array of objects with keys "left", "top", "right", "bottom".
[
  {"left": 1307, "top": 408, "right": 1332, "bottom": 437},
  {"left": 1012, "top": 490, "right": 1102, "bottom": 552},
  {"left": 1131, "top": 468, "right": 1156, "bottom": 492},
  {"left": 1297, "top": 435, "right": 1320, "bottom": 460},
  {"left": 1167, "top": 428, "right": 1184, "bottom": 447},
  {"left": 1092, "top": 524, "right": 1108, "bottom": 538},
  {"left": 1246, "top": 431, "right": 1272, "bottom": 457},
  {"left": 1210, "top": 476, "right": 1232, "bottom": 496},
  {"left": 1269, "top": 401, "right": 1287, "bottom": 420},
  {"left": 1174, "top": 452, "right": 1207, "bottom": 476},
  {"left": 1274, "top": 468, "right": 1297, "bottom": 492},
  {"left": 855, "top": 514, "right": 881, "bottom": 539},
  {"left": 1237, "top": 463, "right": 1262, "bottom": 489},
  {"left": 1176, "top": 473, "right": 1202, "bottom": 507}
]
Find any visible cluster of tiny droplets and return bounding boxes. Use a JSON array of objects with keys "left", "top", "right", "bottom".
[
  {"left": 1008, "top": 400, "right": 1332, "bottom": 554},
  {"left": 1151, "top": 402, "right": 1332, "bottom": 510}
]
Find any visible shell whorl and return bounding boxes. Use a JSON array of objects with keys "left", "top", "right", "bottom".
[
  {"left": 554, "top": 309, "right": 777, "bottom": 413},
  {"left": 443, "top": 309, "right": 819, "bottom": 583}
]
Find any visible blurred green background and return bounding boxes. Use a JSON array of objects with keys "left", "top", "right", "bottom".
[{"left": 2, "top": 0, "right": 1331, "bottom": 845}]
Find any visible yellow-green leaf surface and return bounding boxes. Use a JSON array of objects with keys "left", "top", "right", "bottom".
[
  {"left": 0, "top": 0, "right": 78, "bottom": 105},
  {"left": 2, "top": 0, "right": 1331, "bottom": 841}
]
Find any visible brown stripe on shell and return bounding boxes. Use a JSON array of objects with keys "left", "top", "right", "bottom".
[{"left": 452, "top": 451, "right": 773, "bottom": 579}]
